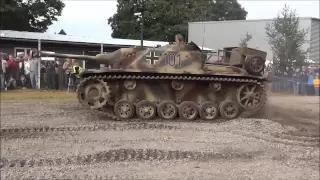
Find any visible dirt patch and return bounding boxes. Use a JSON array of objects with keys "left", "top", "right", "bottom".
[
  {"left": 261, "top": 94, "right": 319, "bottom": 137},
  {"left": 0, "top": 91, "right": 319, "bottom": 180}
]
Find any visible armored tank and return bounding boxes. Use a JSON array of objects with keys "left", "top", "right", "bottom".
[{"left": 35, "top": 41, "right": 270, "bottom": 121}]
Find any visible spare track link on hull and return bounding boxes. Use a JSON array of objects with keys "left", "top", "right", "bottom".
[{"left": 77, "top": 74, "right": 267, "bottom": 121}]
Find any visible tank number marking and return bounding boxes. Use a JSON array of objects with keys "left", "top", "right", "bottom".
[{"left": 163, "top": 52, "right": 181, "bottom": 67}]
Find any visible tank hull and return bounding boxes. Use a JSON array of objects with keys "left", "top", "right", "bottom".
[{"left": 76, "top": 70, "right": 267, "bottom": 121}]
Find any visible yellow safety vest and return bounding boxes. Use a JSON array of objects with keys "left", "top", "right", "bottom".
[
  {"left": 313, "top": 78, "right": 319, "bottom": 88},
  {"left": 72, "top": 64, "right": 82, "bottom": 78}
]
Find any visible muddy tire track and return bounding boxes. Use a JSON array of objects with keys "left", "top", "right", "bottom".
[
  {"left": 0, "top": 123, "right": 181, "bottom": 139},
  {"left": 0, "top": 148, "right": 264, "bottom": 168},
  {"left": 2, "top": 174, "right": 140, "bottom": 180}
]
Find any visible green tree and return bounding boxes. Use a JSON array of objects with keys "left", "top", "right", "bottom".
[
  {"left": 108, "top": 0, "right": 247, "bottom": 41},
  {"left": 265, "top": 5, "right": 309, "bottom": 73},
  {"left": 1, "top": 0, "right": 65, "bottom": 32}
]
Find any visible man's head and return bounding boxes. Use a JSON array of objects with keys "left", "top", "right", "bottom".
[
  {"left": 72, "top": 59, "right": 76, "bottom": 63},
  {"left": 23, "top": 55, "right": 29, "bottom": 61},
  {"left": 175, "top": 34, "right": 184, "bottom": 43},
  {"left": 8, "top": 55, "right": 13, "bottom": 60},
  {"left": 316, "top": 73, "right": 319, "bottom": 78},
  {"left": 1, "top": 53, "right": 8, "bottom": 60},
  {"left": 66, "top": 58, "right": 71, "bottom": 63}
]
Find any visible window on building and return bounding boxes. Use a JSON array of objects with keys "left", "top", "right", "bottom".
[{"left": 14, "top": 47, "right": 32, "bottom": 57}]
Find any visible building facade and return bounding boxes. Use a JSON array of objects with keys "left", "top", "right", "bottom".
[
  {"left": 0, "top": 30, "right": 170, "bottom": 69},
  {"left": 188, "top": 17, "right": 320, "bottom": 63}
]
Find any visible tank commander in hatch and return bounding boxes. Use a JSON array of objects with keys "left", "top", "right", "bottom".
[{"left": 174, "top": 34, "right": 185, "bottom": 45}]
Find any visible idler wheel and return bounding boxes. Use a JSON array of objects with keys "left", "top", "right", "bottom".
[
  {"left": 114, "top": 100, "right": 135, "bottom": 119},
  {"left": 178, "top": 101, "right": 199, "bottom": 120},
  {"left": 236, "top": 84, "right": 266, "bottom": 109},
  {"left": 157, "top": 100, "right": 178, "bottom": 120},
  {"left": 199, "top": 101, "right": 218, "bottom": 120},
  {"left": 136, "top": 100, "right": 157, "bottom": 120},
  {"left": 219, "top": 100, "right": 240, "bottom": 119}
]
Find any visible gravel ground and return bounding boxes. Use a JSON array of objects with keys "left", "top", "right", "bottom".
[{"left": 0, "top": 93, "right": 319, "bottom": 180}]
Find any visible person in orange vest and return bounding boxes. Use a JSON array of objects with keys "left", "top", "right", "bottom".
[{"left": 313, "top": 73, "right": 319, "bottom": 96}]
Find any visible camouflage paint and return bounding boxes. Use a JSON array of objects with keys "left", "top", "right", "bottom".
[{"left": 39, "top": 42, "right": 270, "bottom": 120}]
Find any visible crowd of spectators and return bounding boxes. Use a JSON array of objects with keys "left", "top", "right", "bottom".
[
  {"left": 0, "top": 52, "right": 81, "bottom": 91},
  {"left": 271, "top": 65, "right": 320, "bottom": 96}
]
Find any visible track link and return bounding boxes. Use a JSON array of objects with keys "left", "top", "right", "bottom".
[{"left": 77, "top": 74, "right": 267, "bottom": 121}]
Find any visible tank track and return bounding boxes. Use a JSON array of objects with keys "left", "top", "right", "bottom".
[{"left": 77, "top": 74, "right": 267, "bottom": 121}]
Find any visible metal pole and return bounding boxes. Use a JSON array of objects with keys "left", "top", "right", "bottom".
[
  {"left": 100, "top": 43, "right": 103, "bottom": 53},
  {"left": 37, "top": 39, "right": 41, "bottom": 89},
  {"left": 140, "top": 13, "right": 143, "bottom": 47},
  {"left": 100, "top": 43, "right": 105, "bottom": 68},
  {"left": 82, "top": 50, "right": 85, "bottom": 69}
]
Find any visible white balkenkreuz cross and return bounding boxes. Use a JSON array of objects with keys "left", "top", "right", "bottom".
[{"left": 146, "top": 51, "right": 159, "bottom": 65}]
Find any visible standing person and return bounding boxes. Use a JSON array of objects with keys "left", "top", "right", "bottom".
[
  {"left": 292, "top": 68, "right": 300, "bottom": 95},
  {"left": 314, "top": 73, "right": 319, "bottom": 96},
  {"left": 62, "top": 58, "right": 72, "bottom": 89},
  {"left": 28, "top": 55, "right": 38, "bottom": 89},
  {"left": 7, "top": 55, "right": 19, "bottom": 83},
  {"left": 1, "top": 53, "right": 8, "bottom": 90},
  {"left": 69, "top": 59, "right": 82, "bottom": 91},
  {"left": 54, "top": 60, "right": 60, "bottom": 89},
  {"left": 40, "top": 61, "right": 46, "bottom": 88},
  {"left": 299, "top": 67, "right": 308, "bottom": 95},
  {"left": 284, "top": 67, "right": 293, "bottom": 93},
  {"left": 45, "top": 60, "right": 56, "bottom": 89},
  {"left": 307, "top": 73, "right": 315, "bottom": 95}
]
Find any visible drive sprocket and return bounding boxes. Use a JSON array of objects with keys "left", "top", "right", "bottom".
[{"left": 76, "top": 77, "right": 111, "bottom": 109}]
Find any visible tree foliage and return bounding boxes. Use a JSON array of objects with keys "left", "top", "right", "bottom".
[
  {"left": 265, "top": 5, "right": 309, "bottom": 73},
  {"left": 108, "top": 0, "right": 247, "bottom": 41},
  {"left": 1, "top": 0, "right": 65, "bottom": 32}
]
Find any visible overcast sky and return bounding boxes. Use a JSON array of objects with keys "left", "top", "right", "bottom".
[{"left": 46, "top": 0, "right": 320, "bottom": 39}]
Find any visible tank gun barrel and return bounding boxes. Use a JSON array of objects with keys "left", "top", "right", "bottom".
[
  {"left": 35, "top": 50, "right": 121, "bottom": 66},
  {"left": 40, "top": 51, "right": 98, "bottom": 61}
]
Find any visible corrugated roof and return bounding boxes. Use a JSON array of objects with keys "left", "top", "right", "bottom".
[
  {"left": 0, "top": 30, "right": 214, "bottom": 50},
  {"left": 0, "top": 30, "right": 169, "bottom": 47}
]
